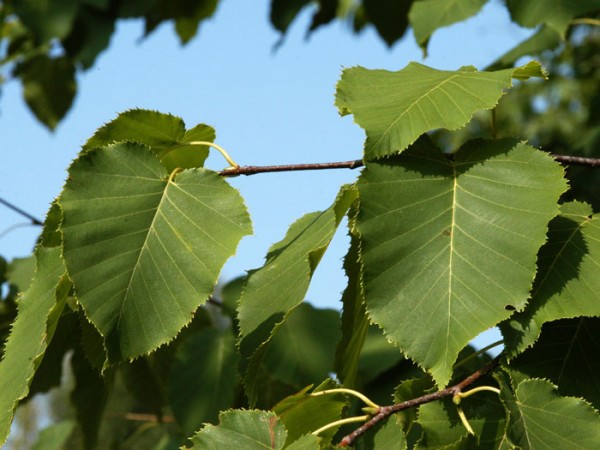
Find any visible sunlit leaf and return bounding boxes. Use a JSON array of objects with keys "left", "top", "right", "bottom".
[
  {"left": 335, "top": 61, "right": 546, "bottom": 159},
  {"left": 83, "top": 109, "right": 215, "bottom": 171},
  {"left": 60, "top": 143, "right": 251, "bottom": 361},
  {"left": 501, "top": 202, "right": 600, "bottom": 357},
  {"left": 356, "top": 137, "right": 566, "bottom": 386},
  {"left": 0, "top": 247, "right": 67, "bottom": 445},
  {"left": 190, "top": 410, "right": 287, "bottom": 449},
  {"left": 409, "top": 0, "right": 487, "bottom": 52}
]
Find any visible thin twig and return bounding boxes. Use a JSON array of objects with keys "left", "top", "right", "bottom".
[
  {"left": 0, "top": 197, "right": 43, "bottom": 225},
  {"left": 105, "top": 412, "right": 175, "bottom": 423},
  {"left": 550, "top": 154, "right": 600, "bottom": 168},
  {"left": 337, "top": 355, "right": 501, "bottom": 447}
]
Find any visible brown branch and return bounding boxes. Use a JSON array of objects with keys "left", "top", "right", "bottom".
[
  {"left": 0, "top": 197, "right": 43, "bottom": 225},
  {"left": 219, "top": 153, "right": 600, "bottom": 177},
  {"left": 337, "top": 355, "right": 501, "bottom": 447},
  {"left": 105, "top": 412, "right": 175, "bottom": 423}
]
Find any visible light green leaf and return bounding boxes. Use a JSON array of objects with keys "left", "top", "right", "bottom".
[
  {"left": 60, "top": 143, "right": 251, "bottom": 361},
  {"left": 356, "top": 137, "right": 566, "bottom": 386},
  {"left": 169, "top": 328, "right": 239, "bottom": 437},
  {"left": 510, "top": 379, "right": 600, "bottom": 448},
  {"left": 237, "top": 186, "right": 356, "bottom": 405},
  {"left": 506, "top": 0, "right": 600, "bottom": 36},
  {"left": 273, "top": 379, "right": 346, "bottom": 446},
  {"left": 5, "top": 255, "right": 36, "bottom": 292},
  {"left": 83, "top": 109, "right": 216, "bottom": 171},
  {"left": 501, "top": 202, "right": 600, "bottom": 357},
  {"left": 0, "top": 247, "right": 67, "bottom": 445},
  {"left": 335, "top": 62, "right": 546, "bottom": 159},
  {"left": 285, "top": 434, "right": 320, "bottom": 449},
  {"left": 31, "top": 420, "right": 75, "bottom": 450},
  {"left": 371, "top": 417, "right": 407, "bottom": 450},
  {"left": 409, "top": 0, "right": 488, "bottom": 52},
  {"left": 508, "top": 317, "right": 600, "bottom": 410},
  {"left": 190, "top": 410, "right": 287, "bottom": 450}
]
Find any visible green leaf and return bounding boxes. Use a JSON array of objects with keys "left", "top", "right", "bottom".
[
  {"left": 335, "top": 62, "right": 546, "bottom": 159},
  {"left": 60, "top": 143, "right": 251, "bottom": 361},
  {"left": 507, "top": 317, "right": 600, "bottom": 410},
  {"left": 83, "top": 109, "right": 216, "bottom": 171},
  {"left": 370, "top": 417, "right": 407, "bottom": 450},
  {"left": 274, "top": 380, "right": 346, "bottom": 446},
  {"left": 506, "top": 0, "right": 600, "bottom": 36},
  {"left": 16, "top": 55, "right": 76, "bottom": 130},
  {"left": 0, "top": 247, "right": 67, "bottom": 445},
  {"left": 12, "top": 0, "right": 78, "bottom": 42},
  {"left": 5, "top": 255, "right": 36, "bottom": 292},
  {"left": 169, "top": 328, "right": 239, "bottom": 437},
  {"left": 486, "top": 26, "right": 562, "bottom": 71},
  {"left": 356, "top": 137, "right": 566, "bottom": 386},
  {"left": 509, "top": 379, "right": 600, "bottom": 448},
  {"left": 31, "top": 420, "right": 76, "bottom": 450},
  {"left": 501, "top": 202, "right": 600, "bottom": 357},
  {"left": 362, "top": 0, "right": 412, "bottom": 47},
  {"left": 263, "top": 304, "right": 340, "bottom": 389},
  {"left": 409, "top": 0, "right": 488, "bottom": 53},
  {"left": 237, "top": 185, "right": 356, "bottom": 405},
  {"left": 285, "top": 434, "right": 320, "bottom": 449},
  {"left": 270, "top": 0, "right": 311, "bottom": 34},
  {"left": 190, "top": 410, "right": 287, "bottom": 449},
  {"left": 173, "top": 0, "right": 218, "bottom": 44}
]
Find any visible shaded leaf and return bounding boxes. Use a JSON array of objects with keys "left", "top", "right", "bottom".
[
  {"left": 5, "top": 255, "right": 36, "bottom": 292},
  {"left": 501, "top": 202, "right": 600, "bottom": 357},
  {"left": 12, "top": 0, "right": 78, "bottom": 42},
  {"left": 274, "top": 379, "right": 346, "bottom": 446},
  {"left": 0, "top": 247, "right": 67, "bottom": 445},
  {"left": 270, "top": 0, "right": 312, "bottom": 34},
  {"left": 356, "top": 137, "right": 566, "bottom": 386},
  {"left": 507, "top": 317, "right": 600, "bottom": 410},
  {"left": 16, "top": 55, "right": 76, "bottom": 130},
  {"left": 237, "top": 185, "right": 356, "bottom": 405},
  {"left": 363, "top": 0, "right": 413, "bottom": 47},
  {"left": 31, "top": 420, "right": 76, "bottom": 450},
  {"left": 190, "top": 409, "right": 287, "bottom": 449},
  {"left": 509, "top": 379, "right": 600, "bottom": 448},
  {"left": 409, "top": 0, "right": 488, "bottom": 53},
  {"left": 506, "top": 0, "right": 600, "bottom": 36},
  {"left": 83, "top": 109, "right": 215, "bottom": 171},
  {"left": 60, "top": 143, "right": 251, "bottom": 361},
  {"left": 285, "top": 434, "right": 320, "bottom": 449},
  {"left": 335, "top": 61, "right": 546, "bottom": 159},
  {"left": 169, "top": 327, "right": 239, "bottom": 436}
]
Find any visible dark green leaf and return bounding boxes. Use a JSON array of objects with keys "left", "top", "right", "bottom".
[
  {"left": 363, "top": 0, "right": 413, "bottom": 47},
  {"left": 270, "top": 0, "right": 312, "bottom": 34},
  {"left": 30, "top": 420, "right": 75, "bottom": 450},
  {"left": 169, "top": 328, "right": 239, "bottom": 436},
  {"left": 356, "top": 138, "right": 566, "bottom": 386},
  {"left": 501, "top": 202, "right": 600, "bottom": 357},
  {"left": 190, "top": 409, "right": 287, "bottom": 449},
  {"left": 60, "top": 143, "right": 251, "bottom": 361},
  {"left": 335, "top": 62, "right": 546, "bottom": 159},
  {"left": 12, "top": 0, "right": 78, "bottom": 42},
  {"left": 16, "top": 55, "right": 76, "bottom": 130}
]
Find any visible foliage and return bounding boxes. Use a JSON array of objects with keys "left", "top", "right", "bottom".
[{"left": 1, "top": 1, "right": 600, "bottom": 450}]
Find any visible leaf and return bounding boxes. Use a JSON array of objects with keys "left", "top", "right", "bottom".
[
  {"left": 506, "top": 0, "right": 600, "bottom": 36},
  {"left": 60, "top": 143, "right": 251, "bottom": 361},
  {"left": 270, "top": 0, "right": 312, "bottom": 34},
  {"left": 83, "top": 109, "right": 216, "bottom": 171},
  {"left": 285, "top": 434, "right": 320, "bottom": 449},
  {"left": 409, "top": 0, "right": 488, "bottom": 53},
  {"left": 500, "top": 202, "right": 600, "bottom": 357},
  {"left": 30, "top": 420, "right": 76, "bottom": 450},
  {"left": 16, "top": 55, "right": 76, "bottom": 130},
  {"left": 237, "top": 185, "right": 356, "bottom": 405},
  {"left": 0, "top": 247, "right": 67, "bottom": 445},
  {"left": 356, "top": 137, "right": 566, "bottom": 386},
  {"left": 5, "top": 255, "right": 36, "bottom": 292},
  {"left": 509, "top": 379, "right": 600, "bottom": 448},
  {"left": 11, "top": 0, "right": 78, "bottom": 42},
  {"left": 507, "top": 317, "right": 600, "bottom": 411},
  {"left": 168, "top": 328, "right": 239, "bottom": 437},
  {"left": 486, "top": 26, "right": 562, "bottom": 71},
  {"left": 335, "top": 61, "right": 546, "bottom": 159},
  {"left": 190, "top": 410, "right": 287, "bottom": 449},
  {"left": 274, "top": 380, "right": 346, "bottom": 446},
  {"left": 362, "top": 0, "right": 413, "bottom": 47}
]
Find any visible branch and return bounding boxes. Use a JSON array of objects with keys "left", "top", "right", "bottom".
[
  {"left": 0, "top": 197, "right": 43, "bottom": 225},
  {"left": 337, "top": 355, "right": 501, "bottom": 447},
  {"left": 219, "top": 153, "right": 600, "bottom": 177}
]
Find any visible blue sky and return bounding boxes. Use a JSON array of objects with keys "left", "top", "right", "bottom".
[{"left": 1, "top": 0, "right": 532, "bottom": 337}]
